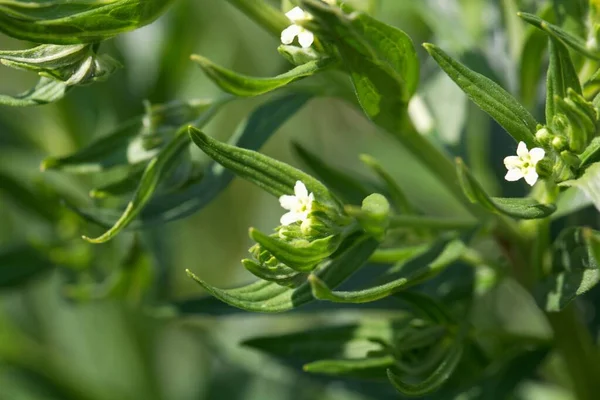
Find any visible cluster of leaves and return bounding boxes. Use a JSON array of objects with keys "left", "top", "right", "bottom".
[{"left": 3, "top": 0, "right": 600, "bottom": 398}]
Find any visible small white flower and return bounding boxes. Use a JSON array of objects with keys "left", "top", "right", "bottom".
[
  {"left": 279, "top": 180, "right": 314, "bottom": 226},
  {"left": 503, "top": 141, "right": 545, "bottom": 186},
  {"left": 281, "top": 7, "right": 315, "bottom": 48}
]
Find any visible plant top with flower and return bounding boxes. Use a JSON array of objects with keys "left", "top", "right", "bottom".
[{"left": 6, "top": 0, "right": 600, "bottom": 399}]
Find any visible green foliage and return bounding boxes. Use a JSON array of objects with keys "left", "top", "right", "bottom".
[{"left": 3, "top": 0, "right": 600, "bottom": 399}]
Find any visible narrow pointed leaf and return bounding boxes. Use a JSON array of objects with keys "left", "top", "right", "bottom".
[
  {"left": 518, "top": 12, "right": 600, "bottom": 60},
  {"left": 185, "top": 236, "right": 378, "bottom": 312},
  {"left": 580, "top": 138, "right": 600, "bottom": 168},
  {"left": 304, "top": 356, "right": 394, "bottom": 378},
  {"left": 0, "top": 0, "right": 176, "bottom": 44},
  {"left": 191, "top": 54, "right": 334, "bottom": 97},
  {"left": 560, "top": 163, "right": 600, "bottom": 211},
  {"left": 424, "top": 44, "right": 538, "bottom": 145},
  {"left": 308, "top": 237, "right": 465, "bottom": 303},
  {"left": 387, "top": 339, "right": 463, "bottom": 396},
  {"left": 457, "top": 159, "right": 556, "bottom": 219},
  {"left": 189, "top": 128, "right": 340, "bottom": 210},
  {"left": 242, "top": 259, "right": 304, "bottom": 286},
  {"left": 546, "top": 38, "right": 582, "bottom": 122},
  {"left": 360, "top": 154, "right": 413, "bottom": 214}
]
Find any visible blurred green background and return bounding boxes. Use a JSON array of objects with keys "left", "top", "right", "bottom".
[{"left": 0, "top": 0, "right": 584, "bottom": 399}]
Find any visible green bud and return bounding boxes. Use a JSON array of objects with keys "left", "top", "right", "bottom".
[
  {"left": 535, "top": 126, "right": 553, "bottom": 146},
  {"left": 560, "top": 150, "right": 582, "bottom": 169},
  {"left": 551, "top": 135, "right": 568, "bottom": 151}
]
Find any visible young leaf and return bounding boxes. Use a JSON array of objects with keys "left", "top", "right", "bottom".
[
  {"left": 560, "top": 163, "right": 600, "bottom": 211},
  {"left": 424, "top": 44, "right": 538, "bottom": 145},
  {"left": 546, "top": 38, "right": 582, "bottom": 123},
  {"left": 536, "top": 227, "right": 600, "bottom": 311},
  {"left": 457, "top": 159, "right": 556, "bottom": 219},
  {"left": 387, "top": 338, "right": 463, "bottom": 396},
  {"left": 189, "top": 128, "right": 341, "bottom": 211},
  {"left": 308, "top": 236, "right": 465, "bottom": 303},
  {"left": 0, "top": 77, "right": 68, "bottom": 107},
  {"left": 518, "top": 12, "right": 600, "bottom": 60},
  {"left": 185, "top": 235, "right": 378, "bottom": 312},
  {"left": 191, "top": 54, "right": 334, "bottom": 97},
  {"left": 0, "top": 0, "right": 176, "bottom": 44}
]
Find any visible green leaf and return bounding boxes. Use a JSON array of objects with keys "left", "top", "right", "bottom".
[
  {"left": 308, "top": 236, "right": 465, "bottom": 303},
  {"left": 191, "top": 54, "right": 334, "bottom": 97},
  {"left": 456, "top": 158, "right": 556, "bottom": 219},
  {"left": 189, "top": 128, "right": 341, "bottom": 211},
  {"left": 0, "top": 245, "right": 54, "bottom": 289},
  {"left": 249, "top": 229, "right": 342, "bottom": 272},
  {"left": 242, "top": 259, "right": 304, "bottom": 287},
  {"left": 518, "top": 12, "right": 600, "bottom": 60},
  {"left": 0, "top": 77, "right": 68, "bottom": 107},
  {"left": 424, "top": 44, "right": 538, "bottom": 145},
  {"left": 560, "top": 162, "right": 600, "bottom": 211},
  {"left": 186, "top": 235, "right": 378, "bottom": 312},
  {"left": 300, "top": 0, "right": 419, "bottom": 126},
  {"left": 0, "top": 0, "right": 176, "bottom": 44},
  {"left": 304, "top": 356, "right": 394, "bottom": 378},
  {"left": 536, "top": 227, "right": 600, "bottom": 311},
  {"left": 293, "top": 142, "right": 372, "bottom": 205},
  {"left": 546, "top": 38, "right": 582, "bottom": 123},
  {"left": 579, "top": 137, "right": 600, "bottom": 168},
  {"left": 387, "top": 337, "right": 463, "bottom": 397},
  {"left": 551, "top": 0, "right": 587, "bottom": 38},
  {"left": 0, "top": 171, "right": 58, "bottom": 221},
  {"left": 369, "top": 244, "right": 429, "bottom": 264}
]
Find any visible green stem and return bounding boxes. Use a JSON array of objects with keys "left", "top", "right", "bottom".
[
  {"left": 224, "top": 0, "right": 290, "bottom": 37},
  {"left": 389, "top": 215, "right": 475, "bottom": 231}
]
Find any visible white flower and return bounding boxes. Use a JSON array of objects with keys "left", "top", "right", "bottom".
[
  {"left": 281, "top": 7, "right": 315, "bottom": 48},
  {"left": 279, "top": 180, "right": 314, "bottom": 226},
  {"left": 503, "top": 141, "right": 545, "bottom": 186}
]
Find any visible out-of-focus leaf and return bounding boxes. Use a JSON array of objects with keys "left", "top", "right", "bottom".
[
  {"left": 293, "top": 142, "right": 371, "bottom": 205},
  {"left": 304, "top": 356, "right": 394, "bottom": 378},
  {"left": 536, "top": 227, "right": 600, "bottom": 311},
  {"left": 560, "top": 162, "right": 600, "bottom": 211},
  {"left": 546, "top": 38, "right": 582, "bottom": 123},
  {"left": 0, "top": 77, "right": 68, "bottom": 107},
  {"left": 0, "top": 245, "right": 54, "bottom": 289},
  {"left": 359, "top": 154, "right": 413, "bottom": 214},
  {"left": 185, "top": 235, "right": 378, "bottom": 313},
  {"left": 424, "top": 44, "right": 538, "bottom": 145},
  {"left": 457, "top": 159, "right": 556, "bottom": 219},
  {"left": 518, "top": 12, "right": 600, "bottom": 60},
  {"left": 551, "top": 0, "right": 587, "bottom": 38},
  {"left": 387, "top": 337, "right": 463, "bottom": 397},
  {"left": 552, "top": 187, "right": 593, "bottom": 219},
  {"left": 191, "top": 54, "right": 334, "bottom": 97},
  {"left": 0, "top": 0, "right": 176, "bottom": 44},
  {"left": 0, "top": 172, "right": 57, "bottom": 221},
  {"left": 42, "top": 99, "right": 213, "bottom": 173},
  {"left": 308, "top": 236, "right": 465, "bottom": 303}
]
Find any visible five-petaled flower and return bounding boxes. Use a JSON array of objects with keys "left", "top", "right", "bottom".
[
  {"left": 503, "top": 141, "right": 545, "bottom": 186},
  {"left": 281, "top": 7, "right": 315, "bottom": 48},
  {"left": 279, "top": 181, "right": 314, "bottom": 226}
]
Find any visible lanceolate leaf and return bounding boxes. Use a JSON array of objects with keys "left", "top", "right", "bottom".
[
  {"left": 186, "top": 236, "right": 378, "bottom": 313},
  {"left": 546, "top": 38, "right": 582, "bottom": 123},
  {"left": 579, "top": 138, "right": 600, "bottom": 168},
  {"left": 0, "top": 0, "right": 175, "bottom": 44},
  {"left": 191, "top": 54, "right": 335, "bottom": 97},
  {"left": 457, "top": 159, "right": 556, "bottom": 219},
  {"left": 518, "top": 12, "right": 600, "bottom": 60},
  {"left": 387, "top": 338, "right": 463, "bottom": 396},
  {"left": 0, "top": 77, "right": 68, "bottom": 107},
  {"left": 308, "top": 236, "right": 465, "bottom": 303},
  {"left": 189, "top": 129, "right": 341, "bottom": 211},
  {"left": 424, "top": 44, "right": 538, "bottom": 145}
]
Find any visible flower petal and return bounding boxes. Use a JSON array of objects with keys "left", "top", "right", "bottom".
[
  {"left": 279, "top": 194, "right": 299, "bottom": 210},
  {"left": 524, "top": 169, "right": 539, "bottom": 186},
  {"left": 281, "top": 211, "right": 302, "bottom": 226},
  {"left": 529, "top": 147, "right": 545, "bottom": 164},
  {"left": 281, "top": 24, "right": 300, "bottom": 45},
  {"left": 294, "top": 180, "right": 308, "bottom": 199},
  {"left": 505, "top": 168, "right": 523, "bottom": 182},
  {"left": 285, "top": 6, "right": 307, "bottom": 22},
  {"left": 516, "top": 141, "right": 528, "bottom": 157},
  {"left": 503, "top": 155, "right": 521, "bottom": 169},
  {"left": 297, "top": 30, "right": 314, "bottom": 48}
]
